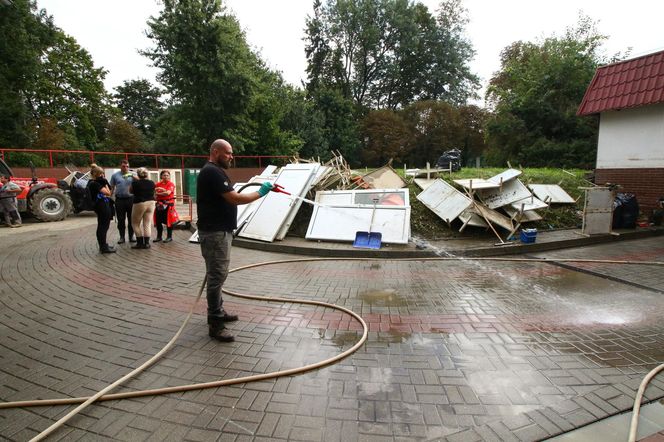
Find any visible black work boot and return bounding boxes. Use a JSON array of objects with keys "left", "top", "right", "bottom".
[
  {"left": 129, "top": 235, "right": 136, "bottom": 243},
  {"left": 208, "top": 312, "right": 239, "bottom": 323},
  {"left": 144, "top": 237, "right": 151, "bottom": 249},
  {"left": 208, "top": 318, "right": 234, "bottom": 342},
  {"left": 117, "top": 236, "right": 126, "bottom": 244},
  {"left": 131, "top": 237, "right": 144, "bottom": 249},
  {"left": 100, "top": 244, "right": 116, "bottom": 254}
]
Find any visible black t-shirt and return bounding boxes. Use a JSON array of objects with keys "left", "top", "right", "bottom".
[
  {"left": 88, "top": 177, "right": 110, "bottom": 204},
  {"left": 196, "top": 161, "right": 237, "bottom": 232},
  {"left": 131, "top": 179, "right": 155, "bottom": 203}
]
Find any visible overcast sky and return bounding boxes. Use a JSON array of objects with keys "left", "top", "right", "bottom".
[{"left": 37, "top": 0, "right": 664, "bottom": 105}]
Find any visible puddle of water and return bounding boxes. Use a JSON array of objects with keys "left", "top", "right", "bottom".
[
  {"left": 359, "top": 288, "right": 407, "bottom": 307},
  {"left": 374, "top": 329, "right": 411, "bottom": 344}
]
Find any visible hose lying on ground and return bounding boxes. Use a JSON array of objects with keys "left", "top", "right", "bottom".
[{"left": 0, "top": 256, "right": 662, "bottom": 441}]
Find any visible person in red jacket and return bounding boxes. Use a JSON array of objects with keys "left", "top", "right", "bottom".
[{"left": 154, "top": 170, "right": 179, "bottom": 243}]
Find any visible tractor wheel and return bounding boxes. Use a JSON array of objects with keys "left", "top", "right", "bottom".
[{"left": 29, "top": 188, "right": 73, "bottom": 222}]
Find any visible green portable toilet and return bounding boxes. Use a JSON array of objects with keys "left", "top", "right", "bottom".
[{"left": 184, "top": 169, "right": 200, "bottom": 202}]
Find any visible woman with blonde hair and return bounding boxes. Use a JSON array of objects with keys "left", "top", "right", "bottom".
[
  {"left": 129, "top": 167, "right": 156, "bottom": 249},
  {"left": 87, "top": 164, "right": 116, "bottom": 253}
]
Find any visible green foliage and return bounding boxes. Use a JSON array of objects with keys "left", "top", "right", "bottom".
[
  {"left": 27, "top": 29, "right": 111, "bottom": 149},
  {"left": 152, "top": 105, "right": 206, "bottom": 154},
  {"left": 5, "top": 151, "right": 49, "bottom": 168},
  {"left": 485, "top": 15, "right": 606, "bottom": 168},
  {"left": 361, "top": 109, "right": 412, "bottom": 166},
  {"left": 103, "top": 117, "right": 146, "bottom": 151},
  {"left": 397, "top": 101, "right": 488, "bottom": 167},
  {"left": 0, "top": 0, "right": 55, "bottom": 147},
  {"left": 143, "top": 0, "right": 255, "bottom": 148},
  {"left": 113, "top": 79, "right": 164, "bottom": 140},
  {"left": 304, "top": 0, "right": 478, "bottom": 109}
]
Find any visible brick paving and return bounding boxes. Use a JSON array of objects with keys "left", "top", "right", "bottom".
[{"left": 0, "top": 217, "right": 663, "bottom": 441}]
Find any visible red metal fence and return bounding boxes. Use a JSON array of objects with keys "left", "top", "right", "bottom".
[{"left": 0, "top": 148, "right": 291, "bottom": 169}]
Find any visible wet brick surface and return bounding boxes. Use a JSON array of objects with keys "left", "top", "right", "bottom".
[{"left": 0, "top": 218, "right": 663, "bottom": 441}]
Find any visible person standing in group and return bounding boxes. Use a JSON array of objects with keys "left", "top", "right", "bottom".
[
  {"left": 87, "top": 164, "right": 116, "bottom": 254},
  {"left": 110, "top": 159, "right": 136, "bottom": 244},
  {"left": 129, "top": 167, "right": 156, "bottom": 249},
  {"left": 197, "top": 139, "right": 273, "bottom": 342},
  {"left": 154, "top": 170, "right": 179, "bottom": 243},
  {"left": 0, "top": 175, "right": 23, "bottom": 228}
]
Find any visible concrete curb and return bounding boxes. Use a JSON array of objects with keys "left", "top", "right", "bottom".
[{"left": 198, "top": 226, "right": 664, "bottom": 258}]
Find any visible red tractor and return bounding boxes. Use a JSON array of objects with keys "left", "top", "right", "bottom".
[{"left": 0, "top": 158, "right": 75, "bottom": 222}]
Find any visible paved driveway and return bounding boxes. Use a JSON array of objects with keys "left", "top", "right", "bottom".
[{"left": 0, "top": 217, "right": 663, "bottom": 441}]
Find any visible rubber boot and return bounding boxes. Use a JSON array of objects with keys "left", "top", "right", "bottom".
[
  {"left": 100, "top": 244, "right": 116, "bottom": 254},
  {"left": 208, "top": 318, "right": 234, "bottom": 342},
  {"left": 131, "top": 237, "right": 144, "bottom": 249},
  {"left": 144, "top": 237, "right": 151, "bottom": 249}
]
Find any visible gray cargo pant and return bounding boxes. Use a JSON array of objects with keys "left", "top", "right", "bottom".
[{"left": 198, "top": 230, "right": 233, "bottom": 319}]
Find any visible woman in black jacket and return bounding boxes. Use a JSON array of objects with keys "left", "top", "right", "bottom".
[
  {"left": 87, "top": 164, "right": 116, "bottom": 254},
  {"left": 130, "top": 167, "right": 156, "bottom": 249}
]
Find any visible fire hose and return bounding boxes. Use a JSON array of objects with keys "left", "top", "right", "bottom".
[{"left": 1, "top": 256, "right": 663, "bottom": 440}]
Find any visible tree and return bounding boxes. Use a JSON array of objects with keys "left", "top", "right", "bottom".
[
  {"left": 0, "top": 0, "right": 55, "bottom": 147},
  {"left": 31, "top": 117, "right": 66, "bottom": 149},
  {"left": 114, "top": 79, "right": 163, "bottom": 139},
  {"left": 27, "top": 29, "right": 111, "bottom": 149},
  {"left": 484, "top": 15, "right": 609, "bottom": 168},
  {"left": 303, "top": 0, "right": 478, "bottom": 110},
  {"left": 361, "top": 109, "right": 411, "bottom": 166},
  {"left": 143, "top": 0, "right": 256, "bottom": 148},
  {"left": 104, "top": 117, "right": 145, "bottom": 151}
]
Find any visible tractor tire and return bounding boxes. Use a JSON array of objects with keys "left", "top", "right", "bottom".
[{"left": 29, "top": 188, "right": 73, "bottom": 222}]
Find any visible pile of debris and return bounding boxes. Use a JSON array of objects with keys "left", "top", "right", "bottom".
[
  {"left": 221, "top": 154, "right": 412, "bottom": 246},
  {"left": 414, "top": 169, "right": 576, "bottom": 243},
  {"left": 193, "top": 157, "right": 578, "bottom": 247}
]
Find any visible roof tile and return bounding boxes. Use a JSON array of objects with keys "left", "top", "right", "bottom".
[{"left": 578, "top": 49, "right": 664, "bottom": 115}]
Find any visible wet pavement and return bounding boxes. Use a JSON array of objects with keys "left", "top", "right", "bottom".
[{"left": 0, "top": 215, "right": 663, "bottom": 441}]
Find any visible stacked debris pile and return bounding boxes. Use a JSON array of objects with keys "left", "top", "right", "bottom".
[
  {"left": 413, "top": 168, "right": 577, "bottom": 243},
  {"left": 224, "top": 155, "right": 412, "bottom": 246},
  {"left": 192, "top": 159, "right": 587, "bottom": 246}
]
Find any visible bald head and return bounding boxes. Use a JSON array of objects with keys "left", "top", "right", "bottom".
[{"left": 209, "top": 139, "right": 234, "bottom": 169}]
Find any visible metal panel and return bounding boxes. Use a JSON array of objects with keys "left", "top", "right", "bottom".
[
  {"left": 581, "top": 187, "right": 614, "bottom": 235},
  {"left": 306, "top": 205, "right": 410, "bottom": 244},
  {"left": 239, "top": 163, "right": 318, "bottom": 242},
  {"left": 478, "top": 179, "right": 532, "bottom": 209},
  {"left": 416, "top": 179, "right": 472, "bottom": 223},
  {"left": 528, "top": 184, "right": 576, "bottom": 204}
]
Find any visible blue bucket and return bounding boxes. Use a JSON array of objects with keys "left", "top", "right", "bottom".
[{"left": 520, "top": 228, "right": 537, "bottom": 243}]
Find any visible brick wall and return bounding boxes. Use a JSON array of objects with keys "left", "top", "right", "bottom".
[{"left": 595, "top": 168, "right": 664, "bottom": 212}]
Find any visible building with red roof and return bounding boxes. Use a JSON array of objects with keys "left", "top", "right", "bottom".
[{"left": 578, "top": 49, "right": 664, "bottom": 212}]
